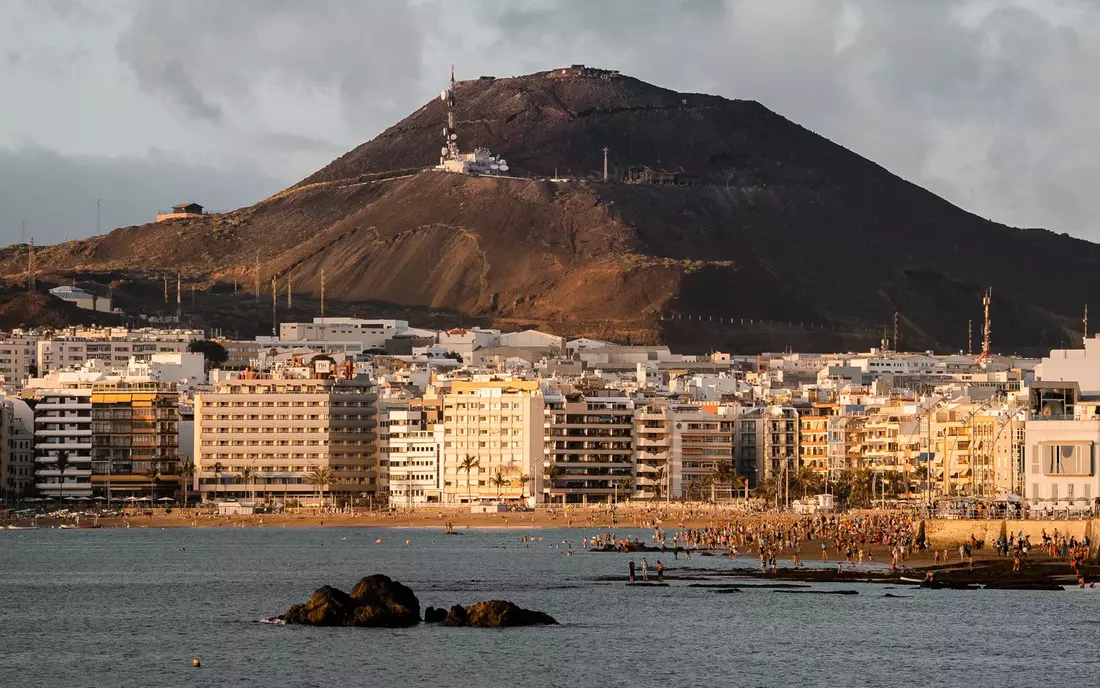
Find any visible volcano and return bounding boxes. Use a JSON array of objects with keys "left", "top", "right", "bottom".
[{"left": 0, "top": 66, "right": 1092, "bottom": 353}]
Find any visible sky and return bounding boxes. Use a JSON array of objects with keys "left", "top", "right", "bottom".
[{"left": 3, "top": 0, "right": 1100, "bottom": 244}]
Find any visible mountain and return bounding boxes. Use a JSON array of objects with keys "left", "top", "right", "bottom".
[{"left": 0, "top": 67, "right": 1093, "bottom": 353}]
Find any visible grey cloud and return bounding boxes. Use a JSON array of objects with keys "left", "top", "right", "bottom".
[
  {"left": 0, "top": 145, "right": 282, "bottom": 245},
  {"left": 114, "top": 0, "right": 430, "bottom": 128}
]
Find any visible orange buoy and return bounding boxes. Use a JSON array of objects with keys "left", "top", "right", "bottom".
[
  {"left": 375, "top": 538, "right": 382, "bottom": 544},
  {"left": 405, "top": 539, "right": 411, "bottom": 545},
  {"left": 192, "top": 658, "right": 201, "bottom": 668}
]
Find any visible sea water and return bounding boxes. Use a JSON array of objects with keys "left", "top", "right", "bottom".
[{"left": 0, "top": 527, "right": 1093, "bottom": 687}]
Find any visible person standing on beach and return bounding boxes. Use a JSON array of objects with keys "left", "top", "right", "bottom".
[
  {"left": 641, "top": 558, "right": 650, "bottom": 582},
  {"left": 629, "top": 560, "right": 636, "bottom": 583},
  {"left": 656, "top": 560, "right": 665, "bottom": 582}
]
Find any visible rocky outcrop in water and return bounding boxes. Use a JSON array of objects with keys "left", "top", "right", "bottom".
[
  {"left": 423, "top": 606, "right": 447, "bottom": 623},
  {"left": 280, "top": 574, "right": 421, "bottom": 627},
  {"left": 439, "top": 600, "right": 558, "bottom": 627}
]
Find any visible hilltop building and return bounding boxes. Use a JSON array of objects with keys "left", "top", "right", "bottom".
[{"left": 156, "top": 202, "right": 205, "bottom": 222}]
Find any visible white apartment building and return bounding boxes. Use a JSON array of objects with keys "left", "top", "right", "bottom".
[
  {"left": 543, "top": 392, "right": 635, "bottom": 504},
  {"left": 1, "top": 397, "right": 35, "bottom": 501},
  {"left": 437, "top": 379, "right": 543, "bottom": 505},
  {"left": 36, "top": 330, "right": 199, "bottom": 375},
  {"left": 379, "top": 406, "right": 443, "bottom": 507},
  {"left": 279, "top": 318, "right": 409, "bottom": 350},
  {"left": 634, "top": 400, "right": 739, "bottom": 500},
  {"left": 32, "top": 387, "right": 94, "bottom": 498},
  {"left": 193, "top": 363, "right": 379, "bottom": 506}
]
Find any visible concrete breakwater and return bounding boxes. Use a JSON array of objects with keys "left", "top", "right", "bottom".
[{"left": 920, "top": 518, "right": 1100, "bottom": 554}]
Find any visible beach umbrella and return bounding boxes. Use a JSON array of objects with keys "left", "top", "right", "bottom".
[
  {"left": 137, "top": 496, "right": 153, "bottom": 502},
  {"left": 63, "top": 496, "right": 79, "bottom": 502},
  {"left": 124, "top": 496, "right": 139, "bottom": 503},
  {"left": 92, "top": 497, "right": 106, "bottom": 502},
  {"left": 157, "top": 497, "right": 174, "bottom": 502}
]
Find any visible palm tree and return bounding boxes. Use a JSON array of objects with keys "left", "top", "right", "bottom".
[
  {"left": 733, "top": 474, "right": 749, "bottom": 500},
  {"left": 544, "top": 463, "right": 563, "bottom": 506},
  {"left": 713, "top": 462, "right": 737, "bottom": 500},
  {"left": 652, "top": 465, "right": 666, "bottom": 500},
  {"left": 685, "top": 479, "right": 701, "bottom": 502},
  {"left": 458, "top": 455, "right": 480, "bottom": 505},
  {"left": 307, "top": 466, "right": 335, "bottom": 508},
  {"left": 213, "top": 462, "right": 224, "bottom": 503},
  {"left": 240, "top": 466, "right": 255, "bottom": 503},
  {"left": 700, "top": 473, "right": 717, "bottom": 502},
  {"left": 55, "top": 451, "right": 69, "bottom": 505},
  {"left": 491, "top": 469, "right": 507, "bottom": 500},
  {"left": 178, "top": 459, "right": 194, "bottom": 507},
  {"left": 142, "top": 461, "right": 161, "bottom": 501},
  {"left": 518, "top": 474, "right": 531, "bottom": 502}
]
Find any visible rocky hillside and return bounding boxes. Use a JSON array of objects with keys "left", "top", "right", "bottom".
[{"left": 0, "top": 68, "right": 1093, "bottom": 353}]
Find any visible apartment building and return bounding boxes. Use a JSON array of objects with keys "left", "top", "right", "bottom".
[
  {"left": 36, "top": 328, "right": 201, "bottom": 375},
  {"left": 1019, "top": 339, "right": 1100, "bottom": 508},
  {"left": 543, "top": 392, "right": 635, "bottom": 504},
  {"left": 379, "top": 404, "right": 443, "bottom": 507},
  {"left": 193, "top": 363, "right": 379, "bottom": 506},
  {"left": 0, "top": 336, "right": 37, "bottom": 389},
  {"left": 279, "top": 318, "right": 409, "bottom": 349},
  {"left": 799, "top": 402, "right": 838, "bottom": 473},
  {"left": 33, "top": 387, "right": 94, "bottom": 498},
  {"left": 673, "top": 404, "right": 737, "bottom": 499},
  {"left": 437, "top": 379, "right": 543, "bottom": 504},
  {"left": 1, "top": 398, "right": 35, "bottom": 501},
  {"left": 91, "top": 381, "right": 180, "bottom": 500},
  {"left": 634, "top": 400, "right": 672, "bottom": 499}
]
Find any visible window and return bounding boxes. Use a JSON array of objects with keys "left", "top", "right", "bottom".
[{"left": 1043, "top": 444, "right": 1093, "bottom": 476}]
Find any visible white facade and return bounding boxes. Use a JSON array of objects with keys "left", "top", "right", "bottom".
[
  {"left": 1023, "top": 339, "right": 1100, "bottom": 510},
  {"left": 33, "top": 388, "right": 94, "bottom": 498},
  {"left": 126, "top": 352, "right": 205, "bottom": 384},
  {"left": 278, "top": 318, "right": 409, "bottom": 349},
  {"left": 0, "top": 337, "right": 37, "bottom": 389},
  {"left": 380, "top": 407, "right": 443, "bottom": 507}
]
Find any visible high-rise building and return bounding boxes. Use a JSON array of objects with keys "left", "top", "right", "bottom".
[
  {"left": 543, "top": 392, "right": 635, "bottom": 504},
  {"left": 90, "top": 381, "right": 180, "bottom": 501},
  {"left": 437, "top": 380, "right": 543, "bottom": 504},
  {"left": 0, "top": 398, "right": 35, "bottom": 502},
  {"left": 33, "top": 388, "right": 93, "bottom": 498},
  {"left": 379, "top": 404, "right": 443, "bottom": 508},
  {"left": 193, "top": 363, "right": 378, "bottom": 506}
]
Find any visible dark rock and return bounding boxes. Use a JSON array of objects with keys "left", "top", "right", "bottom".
[
  {"left": 463, "top": 600, "right": 558, "bottom": 627},
  {"left": 281, "top": 585, "right": 355, "bottom": 626},
  {"left": 441, "top": 601, "right": 557, "bottom": 627},
  {"left": 423, "top": 606, "right": 447, "bottom": 623},
  {"left": 441, "top": 605, "right": 468, "bottom": 627},
  {"left": 279, "top": 574, "right": 421, "bottom": 628}
]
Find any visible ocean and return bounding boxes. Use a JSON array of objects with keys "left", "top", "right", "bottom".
[{"left": 0, "top": 526, "right": 1093, "bottom": 687}]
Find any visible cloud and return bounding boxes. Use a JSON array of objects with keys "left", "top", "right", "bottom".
[
  {"left": 5, "top": 0, "right": 1100, "bottom": 242},
  {"left": 0, "top": 145, "right": 281, "bottom": 245}
]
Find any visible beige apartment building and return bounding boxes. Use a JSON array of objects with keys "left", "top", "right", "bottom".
[
  {"left": 193, "top": 365, "right": 378, "bottom": 506},
  {"left": 436, "top": 379, "right": 543, "bottom": 504},
  {"left": 0, "top": 337, "right": 37, "bottom": 389}
]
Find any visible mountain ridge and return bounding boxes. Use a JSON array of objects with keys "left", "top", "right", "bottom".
[{"left": 0, "top": 67, "right": 1091, "bottom": 353}]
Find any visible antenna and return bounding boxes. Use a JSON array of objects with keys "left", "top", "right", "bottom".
[
  {"left": 602, "top": 146, "right": 609, "bottom": 182},
  {"left": 163, "top": 275, "right": 169, "bottom": 305},
  {"left": 176, "top": 274, "right": 182, "bottom": 321},
  {"left": 441, "top": 64, "right": 459, "bottom": 162},
  {"left": 1085, "top": 304, "right": 1089, "bottom": 341},
  {"left": 26, "top": 236, "right": 35, "bottom": 292},
  {"left": 893, "top": 311, "right": 899, "bottom": 353},
  {"left": 287, "top": 275, "right": 292, "bottom": 309},
  {"left": 979, "top": 287, "right": 992, "bottom": 360},
  {"left": 271, "top": 275, "right": 277, "bottom": 336},
  {"left": 967, "top": 319, "right": 972, "bottom": 356},
  {"left": 320, "top": 269, "right": 325, "bottom": 317}
]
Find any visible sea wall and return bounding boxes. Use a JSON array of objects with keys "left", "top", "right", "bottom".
[{"left": 921, "top": 519, "right": 1100, "bottom": 555}]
